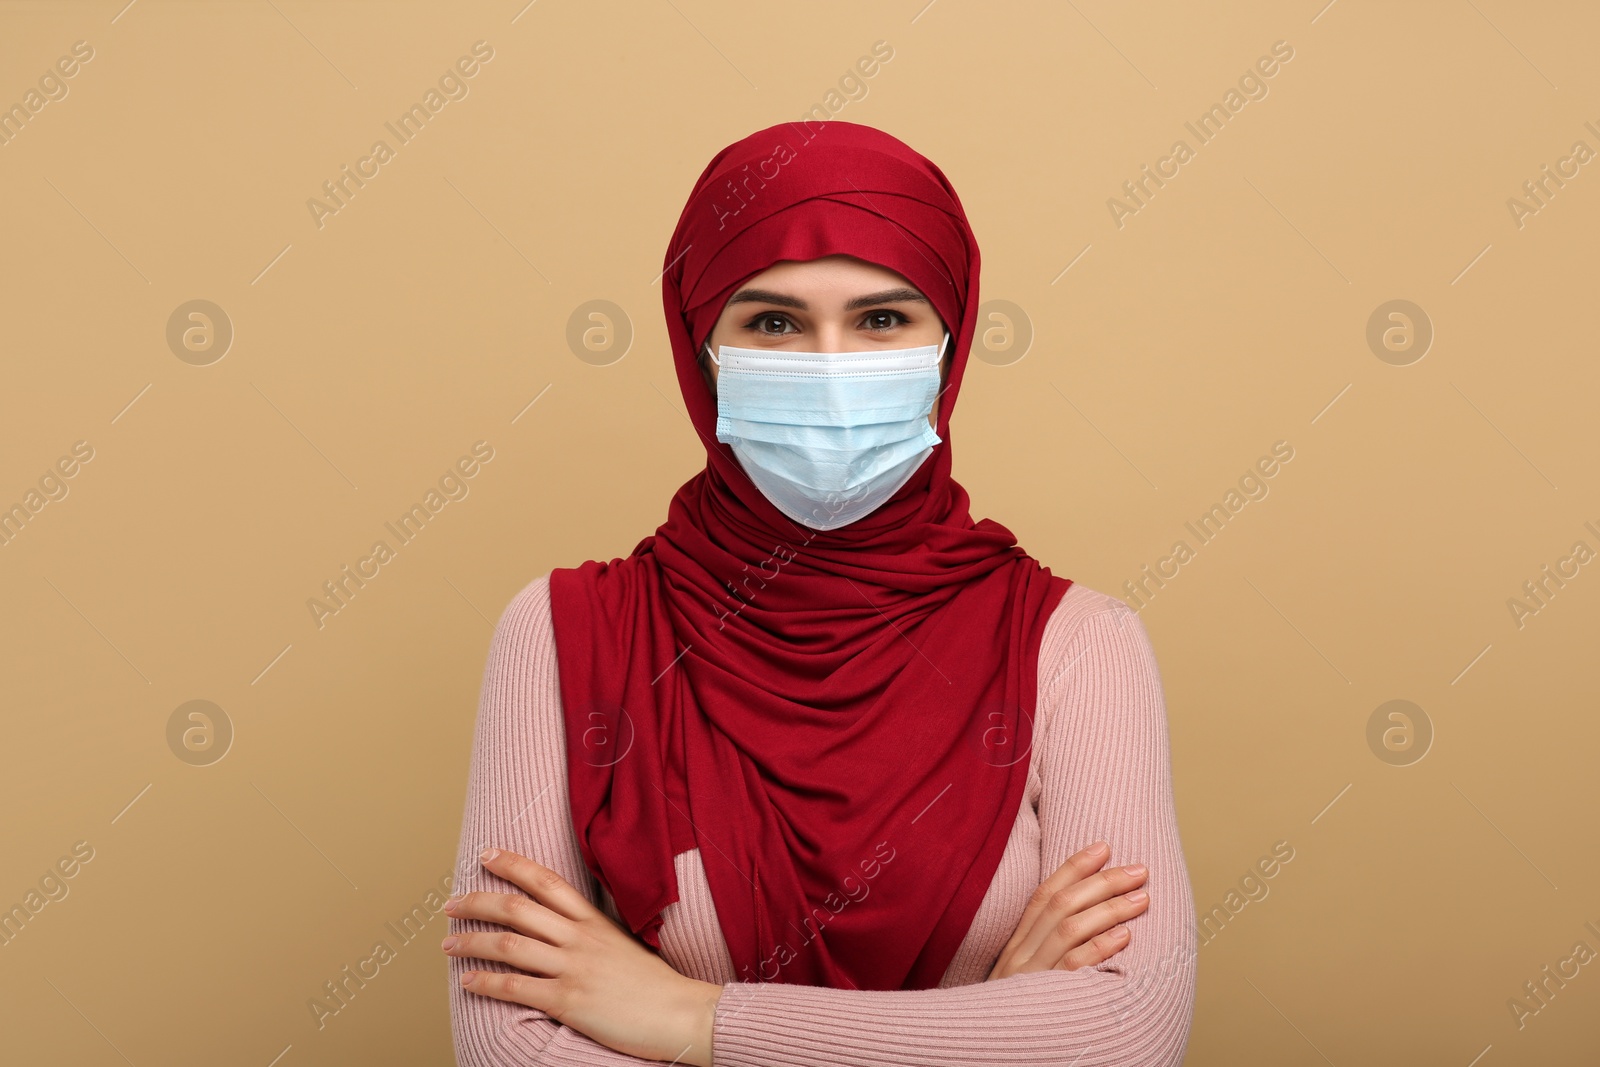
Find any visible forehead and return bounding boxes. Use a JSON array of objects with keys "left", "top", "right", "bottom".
[{"left": 733, "top": 254, "right": 919, "bottom": 299}]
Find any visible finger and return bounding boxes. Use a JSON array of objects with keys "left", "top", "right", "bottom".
[
  {"left": 478, "top": 848, "right": 596, "bottom": 923},
  {"left": 1012, "top": 863, "right": 1147, "bottom": 963},
  {"left": 1054, "top": 925, "right": 1131, "bottom": 972},
  {"left": 998, "top": 842, "right": 1111, "bottom": 958},
  {"left": 1027, "top": 890, "right": 1150, "bottom": 970},
  {"left": 459, "top": 965, "right": 561, "bottom": 1012},
  {"left": 444, "top": 927, "right": 563, "bottom": 977},
  {"left": 445, "top": 890, "right": 574, "bottom": 946}
]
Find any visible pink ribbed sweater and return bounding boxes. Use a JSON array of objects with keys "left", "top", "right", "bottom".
[{"left": 447, "top": 572, "right": 1197, "bottom": 1066}]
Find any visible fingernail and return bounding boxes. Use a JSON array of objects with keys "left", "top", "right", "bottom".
[
  {"left": 1126, "top": 890, "right": 1149, "bottom": 903},
  {"left": 440, "top": 936, "right": 458, "bottom": 951},
  {"left": 1088, "top": 841, "right": 1108, "bottom": 854},
  {"left": 1111, "top": 925, "right": 1129, "bottom": 938},
  {"left": 479, "top": 848, "right": 499, "bottom": 864},
  {"left": 460, "top": 972, "right": 476, "bottom": 988},
  {"left": 1124, "top": 864, "right": 1146, "bottom": 877},
  {"left": 444, "top": 896, "right": 462, "bottom": 911}
]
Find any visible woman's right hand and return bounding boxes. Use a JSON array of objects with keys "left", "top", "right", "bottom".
[{"left": 986, "top": 840, "right": 1150, "bottom": 980}]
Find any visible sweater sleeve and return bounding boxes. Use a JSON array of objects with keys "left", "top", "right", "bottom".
[
  {"left": 448, "top": 575, "right": 654, "bottom": 1066},
  {"left": 708, "top": 596, "right": 1199, "bottom": 1067}
]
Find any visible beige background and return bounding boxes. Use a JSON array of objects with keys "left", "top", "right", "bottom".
[{"left": 3, "top": 0, "right": 1598, "bottom": 1063}]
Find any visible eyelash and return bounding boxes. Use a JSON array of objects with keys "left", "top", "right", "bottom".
[{"left": 741, "top": 310, "right": 911, "bottom": 336}]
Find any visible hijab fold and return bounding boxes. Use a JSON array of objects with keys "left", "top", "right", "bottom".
[{"left": 548, "top": 121, "right": 1073, "bottom": 990}]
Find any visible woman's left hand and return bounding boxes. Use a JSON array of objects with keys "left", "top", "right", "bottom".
[{"left": 443, "top": 847, "right": 723, "bottom": 1067}]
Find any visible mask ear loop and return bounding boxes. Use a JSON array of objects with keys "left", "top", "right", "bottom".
[{"left": 702, "top": 343, "right": 721, "bottom": 366}]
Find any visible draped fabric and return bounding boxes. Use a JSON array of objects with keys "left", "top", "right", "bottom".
[{"left": 548, "top": 121, "right": 1073, "bottom": 990}]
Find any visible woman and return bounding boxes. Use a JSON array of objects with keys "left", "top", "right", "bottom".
[{"left": 443, "top": 121, "right": 1197, "bottom": 1066}]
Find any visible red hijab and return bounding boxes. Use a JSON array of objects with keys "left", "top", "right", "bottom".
[{"left": 548, "top": 120, "right": 1072, "bottom": 991}]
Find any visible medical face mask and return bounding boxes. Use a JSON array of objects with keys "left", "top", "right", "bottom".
[{"left": 706, "top": 332, "right": 948, "bottom": 531}]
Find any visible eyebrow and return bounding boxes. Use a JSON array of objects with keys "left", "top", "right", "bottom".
[{"left": 724, "top": 286, "right": 930, "bottom": 312}]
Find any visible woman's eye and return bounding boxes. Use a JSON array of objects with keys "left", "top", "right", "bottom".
[
  {"left": 863, "top": 310, "right": 908, "bottom": 331},
  {"left": 751, "top": 314, "right": 794, "bottom": 336}
]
